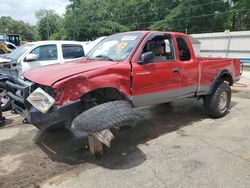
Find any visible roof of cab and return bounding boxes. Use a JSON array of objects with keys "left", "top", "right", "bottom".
[{"left": 27, "top": 40, "right": 84, "bottom": 45}]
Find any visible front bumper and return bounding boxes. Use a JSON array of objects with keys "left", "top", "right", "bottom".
[
  {"left": 6, "top": 78, "right": 81, "bottom": 129},
  {"left": 27, "top": 100, "right": 81, "bottom": 129}
]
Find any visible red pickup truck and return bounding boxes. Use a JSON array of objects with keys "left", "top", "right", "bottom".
[{"left": 6, "top": 31, "right": 241, "bottom": 131}]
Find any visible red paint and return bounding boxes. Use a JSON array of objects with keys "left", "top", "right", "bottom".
[{"left": 23, "top": 31, "right": 241, "bottom": 106}]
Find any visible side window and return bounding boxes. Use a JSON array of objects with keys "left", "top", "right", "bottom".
[
  {"left": 62, "top": 44, "right": 85, "bottom": 59},
  {"left": 141, "top": 35, "right": 175, "bottom": 62},
  {"left": 6, "top": 44, "right": 16, "bottom": 50},
  {"left": 176, "top": 36, "right": 191, "bottom": 61},
  {"left": 30, "top": 45, "right": 58, "bottom": 61}
]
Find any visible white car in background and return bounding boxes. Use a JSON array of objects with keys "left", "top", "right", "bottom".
[
  {"left": 4, "top": 41, "right": 17, "bottom": 51},
  {"left": 0, "top": 40, "right": 86, "bottom": 110},
  {"left": 82, "top": 36, "right": 107, "bottom": 54}
]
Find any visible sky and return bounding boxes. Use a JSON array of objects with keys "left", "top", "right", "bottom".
[{"left": 0, "top": 0, "right": 70, "bottom": 25}]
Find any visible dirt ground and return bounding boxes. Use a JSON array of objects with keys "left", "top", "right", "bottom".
[{"left": 0, "top": 71, "right": 250, "bottom": 188}]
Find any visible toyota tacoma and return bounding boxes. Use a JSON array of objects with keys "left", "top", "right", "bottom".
[{"left": 6, "top": 31, "right": 241, "bottom": 132}]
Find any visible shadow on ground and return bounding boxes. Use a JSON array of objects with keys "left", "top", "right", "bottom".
[{"left": 34, "top": 99, "right": 214, "bottom": 170}]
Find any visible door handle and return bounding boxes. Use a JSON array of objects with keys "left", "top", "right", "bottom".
[{"left": 172, "top": 67, "right": 180, "bottom": 73}]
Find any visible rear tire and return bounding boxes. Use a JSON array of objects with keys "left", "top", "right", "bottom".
[{"left": 203, "top": 82, "right": 231, "bottom": 118}]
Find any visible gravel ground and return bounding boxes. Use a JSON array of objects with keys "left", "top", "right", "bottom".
[{"left": 0, "top": 71, "right": 250, "bottom": 188}]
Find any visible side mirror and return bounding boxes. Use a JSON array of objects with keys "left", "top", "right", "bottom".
[
  {"left": 25, "top": 54, "right": 38, "bottom": 62},
  {"left": 139, "top": 51, "right": 154, "bottom": 64}
]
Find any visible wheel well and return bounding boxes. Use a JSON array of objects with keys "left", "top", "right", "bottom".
[
  {"left": 80, "top": 88, "right": 128, "bottom": 107},
  {"left": 208, "top": 72, "right": 233, "bottom": 95},
  {"left": 220, "top": 73, "right": 233, "bottom": 86}
]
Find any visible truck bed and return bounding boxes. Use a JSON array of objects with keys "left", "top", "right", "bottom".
[{"left": 197, "top": 57, "right": 241, "bottom": 95}]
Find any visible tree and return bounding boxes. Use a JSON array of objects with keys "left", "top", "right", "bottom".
[
  {"left": 63, "top": 0, "right": 181, "bottom": 40},
  {"left": 64, "top": 0, "right": 130, "bottom": 41},
  {"left": 112, "top": 0, "right": 179, "bottom": 30},
  {"left": 230, "top": 0, "right": 250, "bottom": 30},
  {"left": 150, "top": 0, "right": 230, "bottom": 34},
  {"left": 0, "top": 16, "right": 38, "bottom": 41},
  {"left": 36, "top": 9, "right": 64, "bottom": 40}
]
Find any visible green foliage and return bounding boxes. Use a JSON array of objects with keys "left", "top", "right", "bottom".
[
  {"left": 64, "top": 0, "right": 130, "bottom": 40},
  {"left": 2, "top": 0, "right": 250, "bottom": 42},
  {"left": 230, "top": 0, "right": 250, "bottom": 30},
  {"left": 36, "top": 9, "right": 64, "bottom": 40},
  {"left": 63, "top": 0, "right": 236, "bottom": 39},
  {"left": 150, "top": 0, "right": 230, "bottom": 33},
  {"left": 0, "top": 16, "right": 38, "bottom": 41},
  {"left": 64, "top": 0, "right": 178, "bottom": 40}
]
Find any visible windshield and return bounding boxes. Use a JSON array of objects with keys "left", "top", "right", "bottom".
[
  {"left": 6, "top": 44, "right": 34, "bottom": 61},
  {"left": 86, "top": 33, "right": 144, "bottom": 61}
]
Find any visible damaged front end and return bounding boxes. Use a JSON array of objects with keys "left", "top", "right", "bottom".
[
  {"left": 0, "top": 58, "right": 20, "bottom": 78},
  {"left": 6, "top": 78, "right": 81, "bottom": 129},
  {"left": 27, "top": 87, "right": 55, "bottom": 114}
]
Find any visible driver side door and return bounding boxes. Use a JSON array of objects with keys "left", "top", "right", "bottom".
[{"left": 131, "top": 33, "right": 183, "bottom": 106}]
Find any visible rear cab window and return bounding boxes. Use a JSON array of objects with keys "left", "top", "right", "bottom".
[
  {"left": 176, "top": 36, "right": 191, "bottom": 61},
  {"left": 62, "top": 44, "right": 85, "bottom": 59}
]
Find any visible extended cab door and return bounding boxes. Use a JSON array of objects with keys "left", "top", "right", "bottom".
[
  {"left": 175, "top": 35, "right": 199, "bottom": 95},
  {"left": 131, "top": 33, "right": 183, "bottom": 106}
]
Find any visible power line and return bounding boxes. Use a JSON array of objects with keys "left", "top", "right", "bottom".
[
  {"left": 65, "top": 5, "right": 250, "bottom": 39},
  {"left": 123, "top": 0, "right": 225, "bottom": 18},
  {"left": 88, "top": 0, "right": 228, "bottom": 22},
  {"left": 134, "top": 8, "right": 250, "bottom": 25}
]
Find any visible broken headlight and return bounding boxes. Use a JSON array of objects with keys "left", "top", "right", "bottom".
[{"left": 27, "top": 87, "right": 55, "bottom": 114}]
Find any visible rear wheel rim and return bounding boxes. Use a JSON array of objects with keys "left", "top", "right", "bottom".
[{"left": 219, "top": 91, "right": 228, "bottom": 113}]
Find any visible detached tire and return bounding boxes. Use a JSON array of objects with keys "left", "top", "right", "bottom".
[
  {"left": 204, "top": 82, "right": 231, "bottom": 118},
  {"left": 72, "top": 100, "right": 141, "bottom": 132}
]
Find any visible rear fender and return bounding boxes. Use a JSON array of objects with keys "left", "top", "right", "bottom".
[{"left": 208, "top": 69, "right": 233, "bottom": 95}]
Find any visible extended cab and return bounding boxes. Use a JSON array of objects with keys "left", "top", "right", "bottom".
[{"left": 6, "top": 31, "right": 241, "bottom": 130}]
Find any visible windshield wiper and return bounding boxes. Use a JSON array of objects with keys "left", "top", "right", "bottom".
[{"left": 94, "top": 55, "right": 115, "bottom": 61}]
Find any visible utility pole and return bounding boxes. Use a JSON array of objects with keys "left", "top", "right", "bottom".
[{"left": 46, "top": 10, "right": 50, "bottom": 39}]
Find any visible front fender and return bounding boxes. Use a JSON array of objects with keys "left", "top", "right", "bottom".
[{"left": 52, "top": 70, "right": 131, "bottom": 105}]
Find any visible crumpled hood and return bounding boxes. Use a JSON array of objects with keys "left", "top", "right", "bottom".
[{"left": 24, "top": 59, "right": 118, "bottom": 86}]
